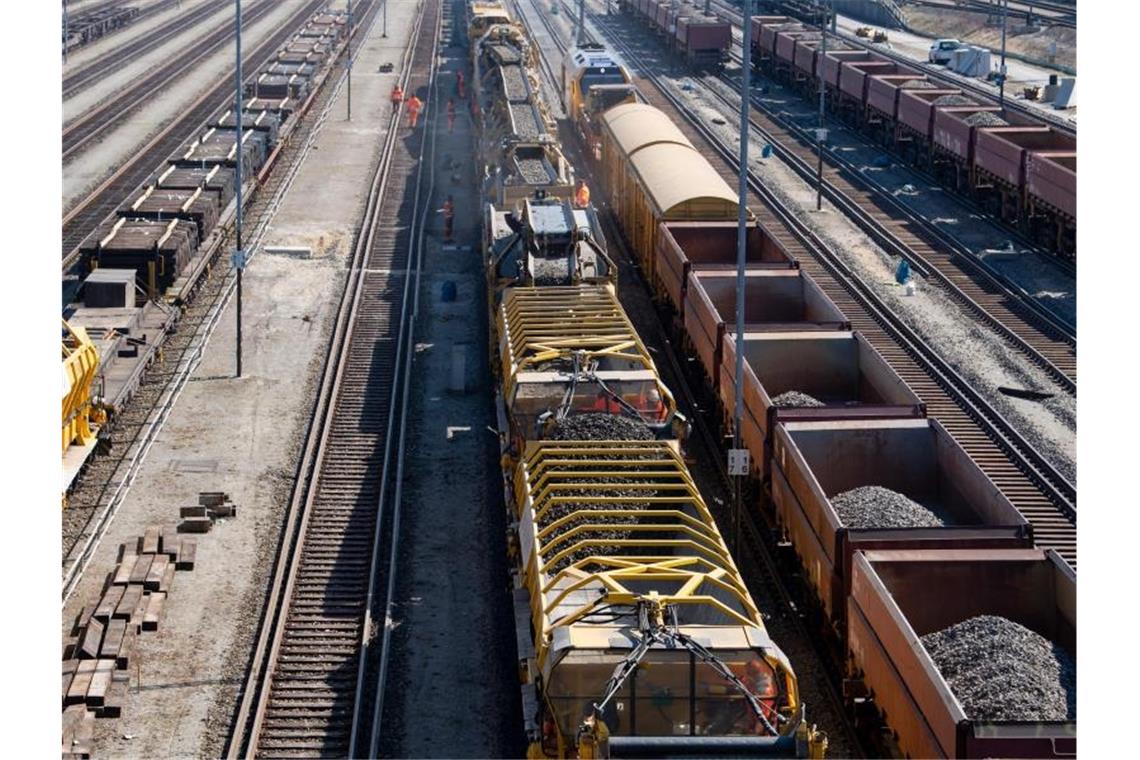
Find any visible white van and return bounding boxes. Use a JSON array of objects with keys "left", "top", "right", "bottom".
[{"left": 929, "top": 38, "right": 962, "bottom": 64}]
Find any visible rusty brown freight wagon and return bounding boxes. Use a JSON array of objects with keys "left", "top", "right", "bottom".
[
  {"left": 770, "top": 418, "right": 1033, "bottom": 627},
  {"left": 896, "top": 88, "right": 963, "bottom": 143},
  {"left": 654, "top": 221, "right": 797, "bottom": 320},
  {"left": 865, "top": 73, "right": 928, "bottom": 122},
  {"left": 847, "top": 548, "right": 1076, "bottom": 758},
  {"left": 600, "top": 103, "right": 740, "bottom": 282},
  {"left": 1027, "top": 150, "right": 1076, "bottom": 221},
  {"left": 973, "top": 127, "right": 1075, "bottom": 191},
  {"left": 683, "top": 268, "right": 848, "bottom": 394},
  {"left": 719, "top": 330, "right": 923, "bottom": 482}
]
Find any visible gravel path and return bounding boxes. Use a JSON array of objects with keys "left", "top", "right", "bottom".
[
  {"left": 921, "top": 615, "right": 1076, "bottom": 722},
  {"left": 771, "top": 390, "right": 824, "bottom": 408},
  {"left": 830, "top": 485, "right": 954, "bottom": 528}
]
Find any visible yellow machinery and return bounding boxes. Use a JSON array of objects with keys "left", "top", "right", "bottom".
[
  {"left": 510, "top": 440, "right": 827, "bottom": 757},
  {"left": 62, "top": 319, "right": 103, "bottom": 456},
  {"left": 496, "top": 284, "right": 681, "bottom": 446},
  {"left": 467, "top": 0, "right": 511, "bottom": 45},
  {"left": 561, "top": 44, "right": 638, "bottom": 164}
]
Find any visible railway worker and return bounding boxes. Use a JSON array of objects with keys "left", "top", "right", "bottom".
[
  {"left": 447, "top": 99, "right": 457, "bottom": 133},
  {"left": 638, "top": 387, "right": 666, "bottom": 420},
  {"left": 440, "top": 195, "right": 455, "bottom": 241},
  {"left": 455, "top": 69, "right": 465, "bottom": 98},
  {"left": 390, "top": 83, "right": 404, "bottom": 105},
  {"left": 574, "top": 179, "right": 591, "bottom": 209},
  {"left": 591, "top": 389, "right": 622, "bottom": 414},
  {"left": 406, "top": 93, "right": 423, "bottom": 128}
]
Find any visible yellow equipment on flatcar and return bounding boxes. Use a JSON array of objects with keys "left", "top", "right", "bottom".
[
  {"left": 510, "top": 440, "right": 824, "bottom": 758},
  {"left": 467, "top": 0, "right": 512, "bottom": 45},
  {"left": 495, "top": 284, "right": 681, "bottom": 448},
  {"left": 62, "top": 319, "right": 102, "bottom": 456}
]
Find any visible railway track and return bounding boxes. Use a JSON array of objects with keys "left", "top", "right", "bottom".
[
  {"left": 62, "top": 5, "right": 376, "bottom": 603},
  {"left": 61, "top": 0, "right": 327, "bottom": 268},
  {"left": 587, "top": 5, "right": 1077, "bottom": 568},
  {"left": 709, "top": 0, "right": 1077, "bottom": 136},
  {"left": 698, "top": 69, "right": 1076, "bottom": 392},
  {"left": 63, "top": 0, "right": 231, "bottom": 99},
  {"left": 62, "top": 0, "right": 277, "bottom": 160},
  {"left": 519, "top": 0, "right": 864, "bottom": 754},
  {"left": 226, "top": 1, "right": 441, "bottom": 756}
]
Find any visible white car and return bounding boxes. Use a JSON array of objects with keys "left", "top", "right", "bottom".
[{"left": 929, "top": 38, "right": 962, "bottom": 64}]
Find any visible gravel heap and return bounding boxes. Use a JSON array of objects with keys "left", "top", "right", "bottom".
[
  {"left": 921, "top": 616, "right": 1076, "bottom": 722},
  {"left": 501, "top": 65, "right": 528, "bottom": 102},
  {"left": 516, "top": 157, "right": 553, "bottom": 184},
  {"left": 902, "top": 79, "right": 937, "bottom": 89},
  {"left": 548, "top": 413, "right": 654, "bottom": 441},
  {"left": 771, "top": 390, "right": 825, "bottom": 408},
  {"left": 538, "top": 415, "right": 661, "bottom": 572},
  {"left": 531, "top": 256, "right": 570, "bottom": 285},
  {"left": 509, "top": 103, "right": 542, "bottom": 138},
  {"left": 487, "top": 43, "right": 520, "bottom": 64},
  {"left": 965, "top": 111, "right": 1009, "bottom": 127},
  {"left": 830, "top": 485, "right": 953, "bottom": 528},
  {"left": 933, "top": 94, "right": 975, "bottom": 107}
]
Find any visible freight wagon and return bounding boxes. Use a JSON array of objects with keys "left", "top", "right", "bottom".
[
  {"left": 621, "top": 0, "right": 731, "bottom": 69},
  {"left": 599, "top": 103, "right": 742, "bottom": 282},
  {"left": 745, "top": 15, "right": 1078, "bottom": 258}
]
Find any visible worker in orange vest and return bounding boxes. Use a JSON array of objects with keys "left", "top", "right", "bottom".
[
  {"left": 456, "top": 70, "right": 465, "bottom": 98},
  {"left": 447, "top": 99, "right": 457, "bottom": 133},
  {"left": 390, "top": 84, "right": 404, "bottom": 105},
  {"left": 591, "top": 389, "right": 621, "bottom": 414},
  {"left": 440, "top": 195, "right": 455, "bottom": 241},
  {"left": 574, "top": 179, "right": 591, "bottom": 209},
  {"left": 639, "top": 386, "right": 666, "bottom": 420},
  {"left": 405, "top": 94, "right": 423, "bottom": 128}
]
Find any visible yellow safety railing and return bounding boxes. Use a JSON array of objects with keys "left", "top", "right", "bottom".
[{"left": 61, "top": 319, "right": 101, "bottom": 455}]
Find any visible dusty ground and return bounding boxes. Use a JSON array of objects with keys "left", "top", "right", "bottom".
[
  {"left": 60, "top": 2, "right": 421, "bottom": 756},
  {"left": 904, "top": 7, "right": 1076, "bottom": 71},
  {"left": 63, "top": 0, "right": 310, "bottom": 209},
  {"left": 378, "top": 3, "right": 524, "bottom": 754}
]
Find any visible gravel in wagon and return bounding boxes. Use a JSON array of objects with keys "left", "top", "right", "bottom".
[
  {"left": 921, "top": 615, "right": 1076, "bottom": 722},
  {"left": 829, "top": 485, "right": 954, "bottom": 528},
  {"left": 531, "top": 257, "right": 571, "bottom": 285},
  {"left": 933, "top": 94, "right": 976, "bottom": 106},
  {"left": 501, "top": 65, "right": 529, "bottom": 102},
  {"left": 487, "top": 43, "right": 520, "bottom": 64},
  {"left": 902, "top": 79, "right": 937, "bottom": 89},
  {"left": 516, "top": 157, "right": 552, "bottom": 184},
  {"left": 964, "top": 111, "right": 1009, "bottom": 127},
  {"left": 539, "top": 414, "right": 659, "bottom": 572},
  {"left": 509, "top": 103, "right": 542, "bottom": 138},
  {"left": 771, "top": 390, "right": 825, "bottom": 408}
]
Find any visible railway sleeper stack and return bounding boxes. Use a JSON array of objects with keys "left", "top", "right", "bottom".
[{"left": 62, "top": 526, "right": 196, "bottom": 756}]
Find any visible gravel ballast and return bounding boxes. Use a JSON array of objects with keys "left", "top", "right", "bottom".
[
  {"left": 964, "top": 111, "right": 1009, "bottom": 126},
  {"left": 516, "top": 157, "right": 553, "bottom": 184},
  {"left": 547, "top": 413, "right": 654, "bottom": 441},
  {"left": 830, "top": 485, "right": 953, "bottom": 528},
  {"left": 531, "top": 256, "right": 570, "bottom": 285},
  {"left": 539, "top": 414, "right": 658, "bottom": 571},
  {"left": 933, "top": 93, "right": 976, "bottom": 106},
  {"left": 771, "top": 390, "right": 825, "bottom": 408},
  {"left": 509, "top": 103, "right": 542, "bottom": 138},
  {"left": 921, "top": 615, "right": 1076, "bottom": 722},
  {"left": 501, "top": 65, "right": 528, "bottom": 102}
]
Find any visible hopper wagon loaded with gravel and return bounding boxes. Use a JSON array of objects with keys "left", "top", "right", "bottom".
[{"left": 746, "top": 16, "right": 1077, "bottom": 259}]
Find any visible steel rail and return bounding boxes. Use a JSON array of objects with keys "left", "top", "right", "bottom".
[
  {"left": 62, "top": 8, "right": 372, "bottom": 607},
  {"left": 61, "top": 0, "right": 326, "bottom": 267},
  {"left": 700, "top": 70, "right": 1076, "bottom": 392},
  {"left": 63, "top": 0, "right": 231, "bottom": 99},
  {"left": 587, "top": 4, "right": 1076, "bottom": 563},
  {"left": 62, "top": 0, "right": 277, "bottom": 159},
  {"left": 226, "top": 1, "right": 439, "bottom": 755}
]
